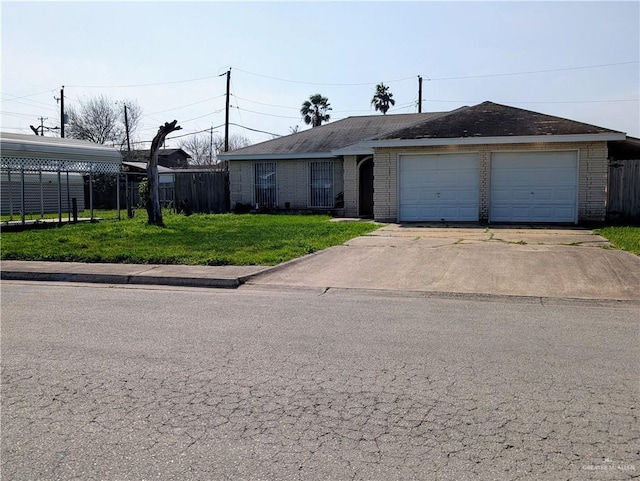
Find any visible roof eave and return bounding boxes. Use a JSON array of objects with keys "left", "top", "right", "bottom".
[
  {"left": 360, "top": 133, "right": 626, "bottom": 148},
  {"left": 219, "top": 152, "right": 339, "bottom": 161},
  {"left": 330, "top": 147, "right": 374, "bottom": 156}
]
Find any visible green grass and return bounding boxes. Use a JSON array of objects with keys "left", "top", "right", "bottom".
[
  {"left": 594, "top": 226, "right": 640, "bottom": 255},
  {"left": 0, "top": 212, "right": 381, "bottom": 266},
  {"left": 1, "top": 209, "right": 119, "bottom": 222}
]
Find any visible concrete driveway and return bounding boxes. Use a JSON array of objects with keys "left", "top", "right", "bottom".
[{"left": 249, "top": 224, "right": 640, "bottom": 301}]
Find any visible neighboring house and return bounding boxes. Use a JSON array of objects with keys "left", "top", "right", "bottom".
[
  {"left": 129, "top": 148, "right": 191, "bottom": 169},
  {"left": 122, "top": 149, "right": 193, "bottom": 207},
  {"left": 218, "top": 101, "right": 634, "bottom": 224}
]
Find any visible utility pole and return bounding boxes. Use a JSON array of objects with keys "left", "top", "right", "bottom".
[
  {"left": 123, "top": 104, "right": 133, "bottom": 219},
  {"left": 224, "top": 69, "right": 230, "bottom": 153},
  {"left": 55, "top": 87, "right": 65, "bottom": 137},
  {"left": 39, "top": 117, "right": 47, "bottom": 136},
  {"left": 124, "top": 105, "right": 132, "bottom": 162},
  {"left": 418, "top": 76, "right": 423, "bottom": 113},
  {"left": 30, "top": 117, "right": 59, "bottom": 136},
  {"left": 60, "top": 86, "right": 65, "bottom": 138},
  {"left": 209, "top": 126, "right": 213, "bottom": 165}
]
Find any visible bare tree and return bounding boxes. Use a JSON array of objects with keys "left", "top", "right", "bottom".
[
  {"left": 147, "top": 120, "right": 181, "bottom": 226},
  {"left": 180, "top": 133, "right": 251, "bottom": 168},
  {"left": 66, "top": 95, "right": 142, "bottom": 147},
  {"left": 178, "top": 134, "right": 212, "bottom": 166}
]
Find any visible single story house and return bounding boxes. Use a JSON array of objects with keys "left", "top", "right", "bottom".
[{"left": 218, "top": 101, "right": 635, "bottom": 224}]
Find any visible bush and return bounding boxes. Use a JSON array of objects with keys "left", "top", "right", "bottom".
[{"left": 233, "top": 202, "right": 252, "bottom": 214}]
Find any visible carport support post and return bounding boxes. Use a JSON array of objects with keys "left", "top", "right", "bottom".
[
  {"left": 20, "top": 168, "right": 25, "bottom": 225},
  {"left": 89, "top": 170, "right": 94, "bottom": 221},
  {"left": 66, "top": 171, "right": 71, "bottom": 222},
  {"left": 57, "top": 170, "right": 62, "bottom": 224},
  {"left": 116, "top": 171, "right": 121, "bottom": 220},
  {"left": 8, "top": 170, "right": 14, "bottom": 221},
  {"left": 39, "top": 171, "right": 44, "bottom": 218}
]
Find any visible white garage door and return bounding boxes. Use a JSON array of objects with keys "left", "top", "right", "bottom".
[
  {"left": 490, "top": 152, "right": 578, "bottom": 223},
  {"left": 399, "top": 154, "right": 479, "bottom": 221}
]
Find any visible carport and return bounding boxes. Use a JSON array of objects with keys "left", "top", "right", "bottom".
[{"left": 1, "top": 133, "right": 122, "bottom": 225}]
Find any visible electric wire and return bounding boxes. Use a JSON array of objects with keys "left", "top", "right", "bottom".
[{"left": 426, "top": 61, "right": 639, "bottom": 81}]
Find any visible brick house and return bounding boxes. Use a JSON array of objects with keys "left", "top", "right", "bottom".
[{"left": 218, "top": 102, "right": 630, "bottom": 224}]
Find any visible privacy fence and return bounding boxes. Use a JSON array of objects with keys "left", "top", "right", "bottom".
[
  {"left": 174, "top": 171, "right": 229, "bottom": 214},
  {"left": 608, "top": 159, "right": 640, "bottom": 223}
]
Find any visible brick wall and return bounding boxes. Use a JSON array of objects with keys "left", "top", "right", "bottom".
[
  {"left": 229, "top": 161, "right": 253, "bottom": 208},
  {"left": 229, "top": 158, "right": 344, "bottom": 210}
]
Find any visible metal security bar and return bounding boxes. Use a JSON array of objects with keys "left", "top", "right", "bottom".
[
  {"left": 254, "top": 162, "right": 277, "bottom": 208},
  {"left": 309, "top": 161, "right": 334, "bottom": 208}
]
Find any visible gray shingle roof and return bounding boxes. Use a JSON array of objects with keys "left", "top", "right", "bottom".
[
  {"left": 374, "top": 101, "right": 622, "bottom": 140},
  {"left": 223, "top": 111, "right": 450, "bottom": 157},
  {"left": 221, "top": 102, "right": 623, "bottom": 159}
]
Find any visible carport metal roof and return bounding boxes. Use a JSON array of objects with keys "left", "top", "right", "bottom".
[{"left": 0, "top": 132, "right": 122, "bottom": 173}]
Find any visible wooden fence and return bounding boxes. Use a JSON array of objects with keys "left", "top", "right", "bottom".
[
  {"left": 608, "top": 159, "right": 640, "bottom": 223},
  {"left": 174, "top": 171, "right": 229, "bottom": 214}
]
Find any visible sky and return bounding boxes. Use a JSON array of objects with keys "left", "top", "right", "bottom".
[{"left": 1, "top": 1, "right": 639, "bottom": 152}]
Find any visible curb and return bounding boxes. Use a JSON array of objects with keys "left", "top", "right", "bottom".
[{"left": 1, "top": 270, "right": 242, "bottom": 289}]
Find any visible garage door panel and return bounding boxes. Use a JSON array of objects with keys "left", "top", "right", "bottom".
[
  {"left": 555, "top": 189, "right": 576, "bottom": 201},
  {"left": 490, "top": 152, "right": 577, "bottom": 223},
  {"left": 399, "top": 154, "right": 479, "bottom": 222}
]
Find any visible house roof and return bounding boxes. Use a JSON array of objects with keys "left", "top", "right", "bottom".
[
  {"left": 131, "top": 148, "right": 191, "bottom": 158},
  {"left": 122, "top": 161, "right": 175, "bottom": 173},
  {"left": 219, "top": 101, "right": 626, "bottom": 160},
  {"left": 373, "top": 101, "right": 622, "bottom": 140},
  {"left": 219, "top": 111, "right": 452, "bottom": 159}
]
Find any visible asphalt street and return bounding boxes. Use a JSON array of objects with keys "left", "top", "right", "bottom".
[{"left": 1, "top": 281, "right": 638, "bottom": 480}]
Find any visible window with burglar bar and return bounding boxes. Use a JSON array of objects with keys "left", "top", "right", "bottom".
[
  {"left": 254, "top": 162, "right": 277, "bottom": 208},
  {"left": 309, "top": 161, "right": 334, "bottom": 208}
]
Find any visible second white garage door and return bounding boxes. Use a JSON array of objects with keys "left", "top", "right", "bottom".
[
  {"left": 490, "top": 151, "right": 578, "bottom": 223},
  {"left": 399, "top": 154, "right": 479, "bottom": 221}
]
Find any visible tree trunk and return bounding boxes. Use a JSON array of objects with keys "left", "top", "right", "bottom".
[
  {"left": 147, "top": 120, "right": 181, "bottom": 226},
  {"left": 146, "top": 159, "right": 162, "bottom": 225}
]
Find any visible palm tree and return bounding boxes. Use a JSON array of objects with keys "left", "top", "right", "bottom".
[
  {"left": 301, "top": 94, "right": 332, "bottom": 127},
  {"left": 371, "top": 83, "right": 395, "bottom": 115}
]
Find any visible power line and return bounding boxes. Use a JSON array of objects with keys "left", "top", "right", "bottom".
[
  {"left": 234, "top": 106, "right": 300, "bottom": 120},
  {"left": 0, "top": 111, "right": 40, "bottom": 119},
  {"left": 233, "top": 68, "right": 416, "bottom": 86},
  {"left": 166, "top": 126, "right": 224, "bottom": 140},
  {"left": 229, "top": 122, "right": 281, "bottom": 137},
  {"left": 426, "top": 61, "right": 639, "bottom": 81},
  {"left": 66, "top": 73, "right": 226, "bottom": 89},
  {"left": 144, "top": 94, "right": 226, "bottom": 116},
  {"left": 1, "top": 97, "right": 58, "bottom": 112},
  {"left": 2, "top": 89, "right": 56, "bottom": 101},
  {"left": 231, "top": 95, "right": 300, "bottom": 110}
]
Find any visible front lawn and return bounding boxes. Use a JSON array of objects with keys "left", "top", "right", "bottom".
[
  {"left": 594, "top": 226, "right": 640, "bottom": 255},
  {"left": 0, "top": 213, "right": 381, "bottom": 265}
]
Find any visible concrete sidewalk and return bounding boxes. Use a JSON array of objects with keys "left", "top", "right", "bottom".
[{"left": 0, "top": 260, "right": 270, "bottom": 289}]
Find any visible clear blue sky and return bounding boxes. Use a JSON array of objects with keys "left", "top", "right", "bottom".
[{"left": 2, "top": 1, "right": 639, "bottom": 149}]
